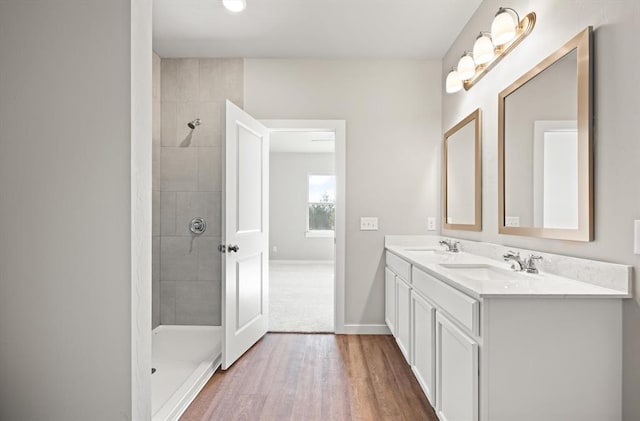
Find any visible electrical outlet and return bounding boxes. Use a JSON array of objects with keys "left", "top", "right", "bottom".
[
  {"left": 360, "top": 217, "right": 378, "bottom": 231},
  {"left": 272, "top": 246, "right": 278, "bottom": 253},
  {"left": 505, "top": 216, "right": 520, "bottom": 227},
  {"left": 427, "top": 217, "right": 436, "bottom": 231}
]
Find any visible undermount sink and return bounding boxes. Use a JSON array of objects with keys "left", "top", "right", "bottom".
[
  {"left": 438, "top": 264, "right": 529, "bottom": 281},
  {"left": 403, "top": 248, "right": 445, "bottom": 255}
]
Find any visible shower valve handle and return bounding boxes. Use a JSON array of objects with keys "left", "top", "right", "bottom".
[{"left": 228, "top": 244, "right": 240, "bottom": 253}]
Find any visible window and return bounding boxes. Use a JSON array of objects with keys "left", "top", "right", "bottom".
[{"left": 307, "top": 174, "right": 336, "bottom": 237}]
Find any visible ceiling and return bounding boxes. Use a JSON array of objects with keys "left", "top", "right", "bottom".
[
  {"left": 270, "top": 131, "right": 335, "bottom": 153},
  {"left": 153, "top": 0, "right": 482, "bottom": 58}
]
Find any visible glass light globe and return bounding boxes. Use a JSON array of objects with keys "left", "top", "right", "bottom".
[
  {"left": 223, "top": 0, "right": 247, "bottom": 13},
  {"left": 473, "top": 34, "right": 494, "bottom": 65},
  {"left": 457, "top": 54, "right": 476, "bottom": 81},
  {"left": 491, "top": 8, "right": 517, "bottom": 46},
  {"left": 446, "top": 70, "right": 463, "bottom": 94}
]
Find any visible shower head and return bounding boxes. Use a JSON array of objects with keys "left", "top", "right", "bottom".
[{"left": 187, "top": 118, "right": 201, "bottom": 130}]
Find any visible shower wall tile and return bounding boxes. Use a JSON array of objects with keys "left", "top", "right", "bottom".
[
  {"left": 152, "top": 277, "right": 160, "bottom": 329},
  {"left": 153, "top": 101, "right": 161, "bottom": 144},
  {"left": 153, "top": 237, "right": 160, "bottom": 281},
  {"left": 152, "top": 143, "right": 161, "bottom": 190},
  {"left": 161, "top": 101, "right": 177, "bottom": 147},
  {"left": 175, "top": 280, "right": 221, "bottom": 325},
  {"left": 160, "top": 192, "right": 177, "bottom": 236},
  {"left": 152, "top": 236, "right": 160, "bottom": 329},
  {"left": 197, "top": 147, "right": 222, "bottom": 192},
  {"left": 153, "top": 52, "right": 161, "bottom": 102},
  {"left": 176, "top": 192, "right": 221, "bottom": 237},
  {"left": 157, "top": 57, "right": 242, "bottom": 327},
  {"left": 160, "top": 237, "right": 198, "bottom": 281},
  {"left": 199, "top": 58, "right": 244, "bottom": 105},
  {"left": 152, "top": 191, "right": 160, "bottom": 236},
  {"left": 196, "top": 236, "right": 221, "bottom": 281},
  {"left": 175, "top": 59, "right": 200, "bottom": 102},
  {"left": 160, "top": 236, "right": 220, "bottom": 281},
  {"left": 194, "top": 102, "right": 222, "bottom": 147},
  {"left": 161, "top": 59, "right": 177, "bottom": 102},
  {"left": 160, "top": 281, "right": 176, "bottom": 325},
  {"left": 161, "top": 148, "right": 198, "bottom": 191},
  {"left": 152, "top": 52, "right": 161, "bottom": 329}
]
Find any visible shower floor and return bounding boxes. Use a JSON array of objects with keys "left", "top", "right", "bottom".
[{"left": 152, "top": 325, "right": 222, "bottom": 421}]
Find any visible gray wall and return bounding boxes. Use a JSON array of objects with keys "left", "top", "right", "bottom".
[
  {"left": 245, "top": 59, "right": 443, "bottom": 325},
  {"left": 156, "top": 58, "right": 243, "bottom": 326},
  {"left": 270, "top": 152, "right": 335, "bottom": 260},
  {"left": 0, "top": 0, "right": 151, "bottom": 419},
  {"left": 441, "top": 1, "right": 640, "bottom": 419}
]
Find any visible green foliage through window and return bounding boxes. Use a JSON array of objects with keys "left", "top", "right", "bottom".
[{"left": 309, "top": 191, "right": 335, "bottom": 230}]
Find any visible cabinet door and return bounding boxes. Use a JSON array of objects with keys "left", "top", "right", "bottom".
[
  {"left": 411, "top": 290, "right": 436, "bottom": 404},
  {"left": 385, "top": 267, "right": 396, "bottom": 336},
  {"left": 436, "top": 312, "right": 478, "bottom": 421},
  {"left": 395, "top": 275, "right": 411, "bottom": 363}
]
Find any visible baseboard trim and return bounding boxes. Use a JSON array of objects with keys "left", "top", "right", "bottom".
[
  {"left": 270, "top": 259, "right": 334, "bottom": 265},
  {"left": 340, "top": 324, "right": 391, "bottom": 335}
]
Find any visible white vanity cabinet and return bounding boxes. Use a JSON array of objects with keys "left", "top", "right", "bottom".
[
  {"left": 435, "top": 311, "right": 478, "bottom": 421},
  {"left": 410, "top": 290, "right": 436, "bottom": 403},
  {"left": 384, "top": 246, "right": 625, "bottom": 421},
  {"left": 384, "top": 267, "right": 396, "bottom": 336},
  {"left": 395, "top": 275, "right": 412, "bottom": 363}
]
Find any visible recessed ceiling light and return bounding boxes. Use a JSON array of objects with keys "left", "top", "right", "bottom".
[{"left": 223, "top": 0, "right": 247, "bottom": 13}]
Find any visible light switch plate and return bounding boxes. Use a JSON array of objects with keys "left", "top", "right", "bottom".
[
  {"left": 505, "top": 216, "right": 520, "bottom": 227},
  {"left": 360, "top": 217, "right": 378, "bottom": 231},
  {"left": 427, "top": 217, "right": 436, "bottom": 231},
  {"left": 635, "top": 220, "right": 640, "bottom": 254}
]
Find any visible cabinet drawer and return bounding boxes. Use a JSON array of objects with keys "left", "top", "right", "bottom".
[
  {"left": 412, "top": 267, "right": 479, "bottom": 336},
  {"left": 386, "top": 251, "right": 411, "bottom": 282}
]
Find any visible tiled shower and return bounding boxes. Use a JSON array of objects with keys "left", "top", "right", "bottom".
[{"left": 152, "top": 55, "right": 244, "bottom": 328}]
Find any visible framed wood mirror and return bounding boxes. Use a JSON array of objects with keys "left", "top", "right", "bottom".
[
  {"left": 443, "top": 109, "right": 482, "bottom": 231},
  {"left": 498, "top": 27, "right": 593, "bottom": 241}
]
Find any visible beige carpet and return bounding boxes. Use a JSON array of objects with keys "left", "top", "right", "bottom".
[{"left": 269, "top": 260, "right": 334, "bottom": 332}]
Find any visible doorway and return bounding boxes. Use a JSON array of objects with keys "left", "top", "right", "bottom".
[{"left": 264, "top": 120, "right": 346, "bottom": 334}]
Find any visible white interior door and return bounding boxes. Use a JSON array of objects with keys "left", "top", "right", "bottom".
[{"left": 222, "top": 100, "right": 269, "bottom": 370}]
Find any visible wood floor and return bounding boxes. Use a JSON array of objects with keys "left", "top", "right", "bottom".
[{"left": 180, "top": 334, "right": 438, "bottom": 421}]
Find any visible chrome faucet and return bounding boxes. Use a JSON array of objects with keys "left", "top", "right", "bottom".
[
  {"left": 503, "top": 250, "right": 525, "bottom": 271},
  {"left": 524, "top": 254, "right": 543, "bottom": 274},
  {"left": 503, "top": 250, "right": 543, "bottom": 273},
  {"left": 439, "top": 239, "right": 460, "bottom": 253}
]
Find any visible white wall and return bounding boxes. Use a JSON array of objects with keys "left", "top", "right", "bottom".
[
  {"left": 270, "top": 152, "right": 335, "bottom": 260},
  {"left": 0, "top": 1, "right": 152, "bottom": 420},
  {"left": 441, "top": 1, "right": 640, "bottom": 419},
  {"left": 246, "top": 59, "right": 442, "bottom": 325}
]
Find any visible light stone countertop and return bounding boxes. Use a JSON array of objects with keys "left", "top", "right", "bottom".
[{"left": 386, "top": 244, "right": 631, "bottom": 299}]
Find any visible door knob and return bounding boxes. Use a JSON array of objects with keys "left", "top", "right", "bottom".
[{"left": 228, "top": 244, "right": 240, "bottom": 253}]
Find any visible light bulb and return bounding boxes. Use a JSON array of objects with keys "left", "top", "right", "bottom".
[
  {"left": 473, "top": 33, "right": 494, "bottom": 65},
  {"left": 446, "top": 70, "right": 463, "bottom": 94},
  {"left": 491, "top": 8, "right": 517, "bottom": 46},
  {"left": 223, "top": 0, "right": 247, "bottom": 13},
  {"left": 457, "top": 54, "right": 476, "bottom": 81}
]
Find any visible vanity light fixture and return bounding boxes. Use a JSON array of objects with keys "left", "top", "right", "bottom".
[
  {"left": 473, "top": 32, "right": 494, "bottom": 65},
  {"left": 223, "top": 0, "right": 246, "bottom": 13},
  {"left": 491, "top": 7, "right": 519, "bottom": 46},
  {"left": 445, "top": 7, "right": 536, "bottom": 93},
  {"left": 457, "top": 52, "right": 476, "bottom": 81},
  {"left": 445, "top": 68, "right": 463, "bottom": 93}
]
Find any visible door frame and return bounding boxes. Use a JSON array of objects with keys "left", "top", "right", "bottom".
[{"left": 262, "top": 119, "right": 346, "bottom": 334}]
